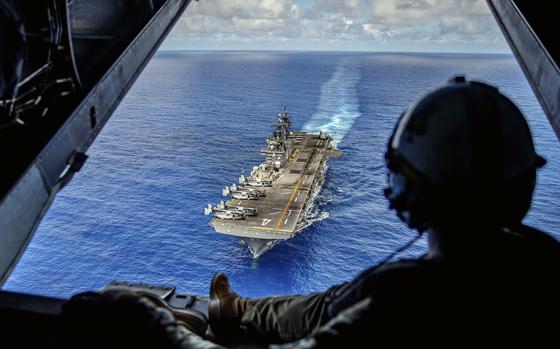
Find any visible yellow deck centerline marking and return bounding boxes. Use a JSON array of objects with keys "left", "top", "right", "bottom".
[
  {"left": 274, "top": 167, "right": 306, "bottom": 231},
  {"left": 252, "top": 226, "right": 292, "bottom": 233}
]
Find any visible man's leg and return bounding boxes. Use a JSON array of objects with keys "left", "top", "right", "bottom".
[{"left": 240, "top": 283, "right": 350, "bottom": 342}]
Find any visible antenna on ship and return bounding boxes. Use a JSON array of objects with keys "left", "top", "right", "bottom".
[{"left": 283, "top": 105, "right": 291, "bottom": 130}]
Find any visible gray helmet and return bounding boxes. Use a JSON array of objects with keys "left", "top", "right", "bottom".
[{"left": 385, "top": 76, "right": 545, "bottom": 232}]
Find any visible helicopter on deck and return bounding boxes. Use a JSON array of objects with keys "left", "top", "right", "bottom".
[
  {"left": 204, "top": 201, "right": 257, "bottom": 221},
  {"left": 204, "top": 204, "right": 246, "bottom": 220},
  {"left": 239, "top": 175, "right": 273, "bottom": 187},
  {"left": 223, "top": 184, "right": 266, "bottom": 199}
]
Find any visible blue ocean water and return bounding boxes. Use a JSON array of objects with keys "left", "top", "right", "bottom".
[{"left": 4, "top": 52, "right": 559, "bottom": 298}]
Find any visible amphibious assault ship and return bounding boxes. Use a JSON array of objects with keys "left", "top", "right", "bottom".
[{"left": 205, "top": 107, "right": 341, "bottom": 257}]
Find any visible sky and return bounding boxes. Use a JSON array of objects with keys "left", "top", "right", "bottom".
[{"left": 161, "top": 0, "right": 510, "bottom": 53}]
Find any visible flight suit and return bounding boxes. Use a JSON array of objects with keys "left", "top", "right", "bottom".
[
  {"left": 239, "top": 282, "right": 350, "bottom": 342},
  {"left": 202, "top": 225, "right": 560, "bottom": 347}
]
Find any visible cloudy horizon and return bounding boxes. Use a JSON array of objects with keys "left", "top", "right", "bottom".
[{"left": 162, "top": 0, "right": 509, "bottom": 53}]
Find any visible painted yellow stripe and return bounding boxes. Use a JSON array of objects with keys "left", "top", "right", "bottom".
[
  {"left": 252, "top": 226, "right": 293, "bottom": 233},
  {"left": 274, "top": 173, "right": 305, "bottom": 230}
]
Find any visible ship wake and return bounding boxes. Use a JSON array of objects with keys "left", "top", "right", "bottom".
[
  {"left": 296, "top": 164, "right": 332, "bottom": 232},
  {"left": 302, "top": 61, "right": 361, "bottom": 146}
]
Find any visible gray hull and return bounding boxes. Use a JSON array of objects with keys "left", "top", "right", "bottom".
[
  {"left": 209, "top": 128, "right": 341, "bottom": 257},
  {"left": 240, "top": 238, "right": 281, "bottom": 258}
]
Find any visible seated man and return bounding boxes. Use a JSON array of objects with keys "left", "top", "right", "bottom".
[
  {"left": 64, "top": 77, "right": 560, "bottom": 348},
  {"left": 201, "top": 77, "right": 560, "bottom": 347}
]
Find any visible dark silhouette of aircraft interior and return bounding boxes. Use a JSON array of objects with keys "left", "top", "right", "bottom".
[{"left": 0, "top": 0, "right": 559, "bottom": 347}]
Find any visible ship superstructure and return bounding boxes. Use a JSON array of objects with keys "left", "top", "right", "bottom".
[{"left": 205, "top": 107, "right": 341, "bottom": 257}]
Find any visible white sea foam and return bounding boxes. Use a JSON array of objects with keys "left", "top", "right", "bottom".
[
  {"left": 302, "top": 62, "right": 362, "bottom": 146},
  {"left": 300, "top": 211, "right": 330, "bottom": 231}
]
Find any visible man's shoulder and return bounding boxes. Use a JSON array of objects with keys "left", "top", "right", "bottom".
[
  {"left": 356, "top": 258, "right": 444, "bottom": 292},
  {"left": 507, "top": 225, "right": 560, "bottom": 254},
  {"left": 368, "top": 226, "right": 560, "bottom": 288},
  {"left": 484, "top": 225, "right": 560, "bottom": 268}
]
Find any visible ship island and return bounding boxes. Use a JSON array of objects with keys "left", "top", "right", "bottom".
[{"left": 205, "top": 107, "right": 341, "bottom": 257}]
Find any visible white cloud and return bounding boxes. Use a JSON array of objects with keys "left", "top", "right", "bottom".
[
  {"left": 167, "top": 0, "right": 507, "bottom": 52},
  {"left": 366, "top": 0, "right": 500, "bottom": 43},
  {"left": 369, "top": 0, "right": 487, "bottom": 26},
  {"left": 174, "top": 0, "right": 299, "bottom": 33}
]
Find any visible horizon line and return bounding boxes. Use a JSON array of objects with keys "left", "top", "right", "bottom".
[{"left": 158, "top": 48, "right": 513, "bottom": 55}]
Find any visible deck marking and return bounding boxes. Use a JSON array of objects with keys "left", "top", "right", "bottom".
[
  {"left": 284, "top": 218, "right": 288, "bottom": 225},
  {"left": 261, "top": 218, "right": 271, "bottom": 226},
  {"left": 274, "top": 171, "right": 306, "bottom": 230},
  {"left": 288, "top": 210, "right": 292, "bottom": 216},
  {"left": 252, "top": 226, "right": 292, "bottom": 233}
]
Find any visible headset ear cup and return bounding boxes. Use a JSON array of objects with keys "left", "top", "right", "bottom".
[
  {"left": 404, "top": 186, "right": 430, "bottom": 232},
  {"left": 387, "top": 189, "right": 408, "bottom": 211},
  {"left": 385, "top": 168, "right": 431, "bottom": 232},
  {"left": 384, "top": 156, "right": 430, "bottom": 231}
]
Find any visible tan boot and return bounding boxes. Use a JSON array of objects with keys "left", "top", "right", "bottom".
[{"left": 208, "top": 272, "right": 248, "bottom": 338}]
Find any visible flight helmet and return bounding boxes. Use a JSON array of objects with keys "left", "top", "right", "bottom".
[{"left": 384, "top": 76, "right": 545, "bottom": 232}]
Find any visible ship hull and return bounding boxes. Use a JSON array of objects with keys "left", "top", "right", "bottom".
[
  {"left": 210, "top": 130, "right": 341, "bottom": 257},
  {"left": 240, "top": 237, "right": 281, "bottom": 258}
]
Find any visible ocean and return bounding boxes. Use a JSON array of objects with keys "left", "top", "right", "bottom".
[{"left": 4, "top": 51, "right": 559, "bottom": 299}]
